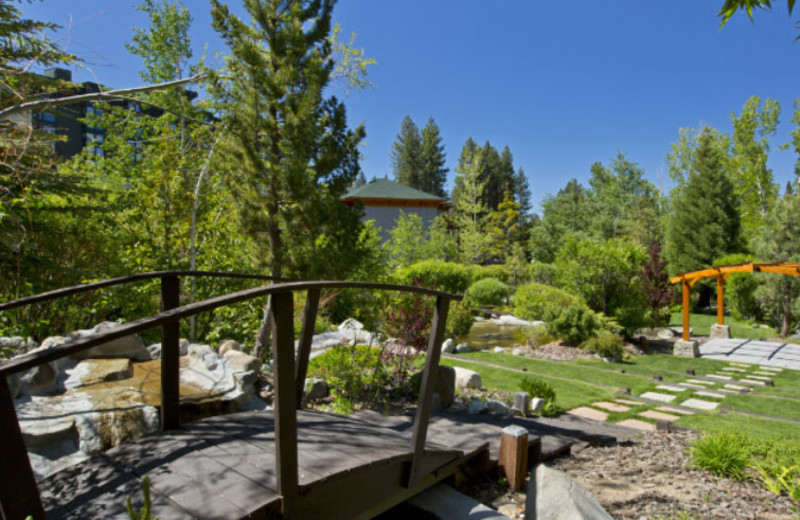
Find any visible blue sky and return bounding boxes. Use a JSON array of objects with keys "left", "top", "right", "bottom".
[{"left": 23, "top": 1, "right": 800, "bottom": 212}]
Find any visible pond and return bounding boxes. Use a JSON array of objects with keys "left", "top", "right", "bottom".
[{"left": 459, "top": 320, "right": 525, "bottom": 350}]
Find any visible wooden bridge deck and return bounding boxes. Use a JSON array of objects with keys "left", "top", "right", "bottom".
[{"left": 38, "top": 409, "right": 483, "bottom": 520}]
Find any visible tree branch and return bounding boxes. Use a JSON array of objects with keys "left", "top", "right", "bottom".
[{"left": 0, "top": 73, "right": 206, "bottom": 120}]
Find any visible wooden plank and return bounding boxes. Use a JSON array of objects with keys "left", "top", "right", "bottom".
[
  {"left": 682, "top": 280, "right": 690, "bottom": 341},
  {"left": 269, "top": 291, "right": 299, "bottom": 518},
  {"left": 0, "top": 376, "right": 46, "bottom": 520},
  {"left": 295, "top": 287, "right": 320, "bottom": 409},
  {"left": 407, "top": 296, "right": 450, "bottom": 488},
  {"left": 717, "top": 275, "right": 725, "bottom": 325},
  {"left": 160, "top": 274, "right": 181, "bottom": 430}
]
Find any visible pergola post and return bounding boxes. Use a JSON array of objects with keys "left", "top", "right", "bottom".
[
  {"left": 716, "top": 275, "right": 725, "bottom": 326},
  {"left": 682, "top": 280, "right": 690, "bottom": 342}
]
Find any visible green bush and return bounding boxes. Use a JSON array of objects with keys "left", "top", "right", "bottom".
[
  {"left": 689, "top": 432, "right": 751, "bottom": 480},
  {"left": 519, "top": 376, "right": 558, "bottom": 416},
  {"left": 528, "top": 262, "right": 558, "bottom": 286},
  {"left": 521, "top": 323, "right": 554, "bottom": 347},
  {"left": 394, "top": 260, "right": 471, "bottom": 294},
  {"left": 513, "top": 283, "right": 583, "bottom": 321},
  {"left": 582, "top": 330, "right": 624, "bottom": 359},
  {"left": 446, "top": 299, "right": 474, "bottom": 339},
  {"left": 466, "top": 278, "right": 511, "bottom": 307},
  {"left": 546, "top": 305, "right": 603, "bottom": 345},
  {"left": 467, "top": 264, "right": 511, "bottom": 284},
  {"left": 308, "top": 344, "right": 390, "bottom": 414},
  {"left": 714, "top": 254, "right": 761, "bottom": 321}
]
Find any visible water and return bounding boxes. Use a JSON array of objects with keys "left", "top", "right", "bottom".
[{"left": 461, "top": 320, "right": 524, "bottom": 350}]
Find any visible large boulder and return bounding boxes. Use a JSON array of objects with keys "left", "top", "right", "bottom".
[
  {"left": 64, "top": 359, "right": 133, "bottom": 390},
  {"left": 218, "top": 339, "right": 240, "bottom": 356},
  {"left": 223, "top": 350, "right": 260, "bottom": 372},
  {"left": 188, "top": 343, "right": 215, "bottom": 359},
  {"left": 305, "top": 378, "right": 328, "bottom": 402},
  {"left": 70, "top": 322, "right": 150, "bottom": 361},
  {"left": 20, "top": 363, "right": 59, "bottom": 396},
  {"left": 529, "top": 464, "right": 613, "bottom": 520},
  {"left": 454, "top": 367, "right": 482, "bottom": 389},
  {"left": 441, "top": 338, "right": 455, "bottom": 354},
  {"left": 486, "top": 398, "right": 510, "bottom": 416},
  {"left": 0, "top": 336, "right": 37, "bottom": 356}
]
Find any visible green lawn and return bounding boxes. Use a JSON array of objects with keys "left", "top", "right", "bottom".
[{"left": 669, "top": 311, "right": 780, "bottom": 340}]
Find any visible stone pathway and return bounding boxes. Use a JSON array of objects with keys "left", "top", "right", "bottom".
[
  {"left": 700, "top": 338, "right": 800, "bottom": 369},
  {"left": 564, "top": 357, "right": 794, "bottom": 432}
]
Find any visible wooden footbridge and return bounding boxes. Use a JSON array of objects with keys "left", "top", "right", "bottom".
[{"left": 0, "top": 273, "right": 483, "bottom": 519}]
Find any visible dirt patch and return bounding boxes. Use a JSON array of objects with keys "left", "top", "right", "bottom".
[{"left": 518, "top": 342, "right": 596, "bottom": 361}]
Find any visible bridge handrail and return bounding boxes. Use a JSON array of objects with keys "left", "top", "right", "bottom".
[
  {"left": 0, "top": 277, "right": 461, "bottom": 520},
  {"left": 0, "top": 270, "right": 287, "bottom": 312}
]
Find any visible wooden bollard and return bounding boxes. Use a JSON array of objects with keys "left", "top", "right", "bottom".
[{"left": 498, "top": 425, "right": 528, "bottom": 492}]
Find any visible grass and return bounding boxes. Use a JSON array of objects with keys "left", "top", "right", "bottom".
[{"left": 669, "top": 311, "right": 780, "bottom": 340}]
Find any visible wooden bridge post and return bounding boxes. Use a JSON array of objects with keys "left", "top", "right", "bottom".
[
  {"left": 295, "top": 288, "right": 320, "bottom": 409},
  {"left": 406, "top": 295, "right": 450, "bottom": 488},
  {"left": 0, "top": 377, "right": 46, "bottom": 520},
  {"left": 270, "top": 291, "right": 299, "bottom": 518},
  {"left": 160, "top": 274, "right": 181, "bottom": 430}
]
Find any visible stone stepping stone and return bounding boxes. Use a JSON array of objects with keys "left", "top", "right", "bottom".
[
  {"left": 639, "top": 410, "right": 680, "bottom": 421},
  {"left": 567, "top": 407, "right": 609, "bottom": 422},
  {"left": 724, "top": 383, "right": 749, "bottom": 391},
  {"left": 640, "top": 391, "right": 677, "bottom": 403},
  {"left": 759, "top": 366, "right": 782, "bottom": 372},
  {"left": 747, "top": 375, "right": 773, "bottom": 381},
  {"left": 707, "top": 374, "right": 733, "bottom": 380},
  {"left": 686, "top": 379, "right": 716, "bottom": 386},
  {"left": 681, "top": 398, "right": 719, "bottom": 410},
  {"left": 592, "top": 401, "right": 630, "bottom": 413},
  {"left": 615, "top": 399, "right": 642, "bottom": 406},
  {"left": 616, "top": 419, "right": 656, "bottom": 432},
  {"left": 656, "top": 384, "right": 686, "bottom": 392},
  {"left": 678, "top": 382, "right": 708, "bottom": 389},
  {"left": 731, "top": 362, "right": 752, "bottom": 367},
  {"left": 721, "top": 367, "right": 746, "bottom": 372},
  {"left": 754, "top": 371, "right": 775, "bottom": 376},
  {"left": 656, "top": 406, "right": 695, "bottom": 415},
  {"left": 695, "top": 390, "right": 725, "bottom": 399},
  {"left": 739, "top": 378, "right": 767, "bottom": 385}
]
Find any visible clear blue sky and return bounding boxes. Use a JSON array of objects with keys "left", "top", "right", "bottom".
[{"left": 23, "top": 1, "right": 800, "bottom": 212}]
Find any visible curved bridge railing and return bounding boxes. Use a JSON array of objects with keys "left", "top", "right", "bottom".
[{"left": 0, "top": 274, "right": 461, "bottom": 520}]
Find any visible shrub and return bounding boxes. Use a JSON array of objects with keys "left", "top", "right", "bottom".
[
  {"left": 446, "top": 299, "right": 474, "bottom": 339},
  {"left": 308, "top": 344, "right": 390, "bottom": 414},
  {"left": 383, "top": 287, "right": 433, "bottom": 350},
  {"left": 513, "top": 283, "right": 583, "bottom": 321},
  {"left": 519, "top": 376, "right": 557, "bottom": 416},
  {"left": 546, "top": 305, "right": 603, "bottom": 345},
  {"left": 582, "top": 330, "right": 624, "bottom": 359},
  {"left": 521, "top": 323, "right": 554, "bottom": 347},
  {"left": 467, "top": 278, "right": 511, "bottom": 307},
  {"left": 689, "top": 432, "right": 751, "bottom": 480},
  {"left": 528, "top": 262, "right": 558, "bottom": 286},
  {"left": 394, "top": 260, "right": 471, "bottom": 294},
  {"left": 467, "top": 264, "right": 511, "bottom": 284}
]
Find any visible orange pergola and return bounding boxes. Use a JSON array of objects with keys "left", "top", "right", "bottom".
[{"left": 670, "top": 261, "right": 800, "bottom": 341}]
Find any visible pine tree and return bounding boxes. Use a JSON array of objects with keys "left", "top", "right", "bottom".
[
  {"left": 485, "top": 189, "right": 520, "bottom": 263},
  {"left": 454, "top": 148, "right": 488, "bottom": 264},
  {"left": 391, "top": 115, "right": 423, "bottom": 188},
  {"left": 420, "top": 116, "right": 448, "bottom": 196},
  {"left": 666, "top": 129, "right": 742, "bottom": 306}
]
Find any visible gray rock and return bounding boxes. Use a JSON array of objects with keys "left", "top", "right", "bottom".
[
  {"left": 146, "top": 343, "right": 162, "bottom": 360},
  {"left": 512, "top": 347, "right": 526, "bottom": 356},
  {"left": 71, "top": 322, "right": 150, "bottom": 361},
  {"left": 305, "top": 377, "right": 328, "bottom": 401},
  {"left": 204, "top": 353, "right": 221, "bottom": 371},
  {"left": 710, "top": 324, "right": 731, "bottom": 339},
  {"left": 513, "top": 392, "right": 530, "bottom": 415},
  {"left": 656, "top": 328, "right": 675, "bottom": 339},
  {"left": 7, "top": 374, "right": 20, "bottom": 399},
  {"left": 493, "top": 315, "right": 541, "bottom": 327},
  {"left": 0, "top": 336, "right": 36, "bottom": 356},
  {"left": 529, "top": 464, "right": 613, "bottom": 520},
  {"left": 64, "top": 358, "right": 132, "bottom": 389},
  {"left": 233, "top": 370, "right": 258, "bottom": 398},
  {"left": 437, "top": 366, "right": 456, "bottom": 407},
  {"left": 179, "top": 338, "right": 189, "bottom": 356},
  {"left": 455, "top": 343, "right": 473, "bottom": 354},
  {"left": 454, "top": 367, "right": 482, "bottom": 389},
  {"left": 468, "top": 399, "right": 487, "bottom": 414},
  {"left": 40, "top": 335, "right": 69, "bottom": 351},
  {"left": 407, "top": 483, "right": 511, "bottom": 520},
  {"left": 530, "top": 397, "right": 545, "bottom": 415},
  {"left": 223, "top": 350, "right": 260, "bottom": 372},
  {"left": 673, "top": 339, "right": 699, "bottom": 358},
  {"left": 441, "top": 338, "right": 455, "bottom": 354},
  {"left": 218, "top": 339, "right": 240, "bottom": 356},
  {"left": 493, "top": 347, "right": 508, "bottom": 354},
  {"left": 188, "top": 343, "right": 215, "bottom": 359},
  {"left": 20, "top": 363, "right": 59, "bottom": 396},
  {"left": 486, "top": 398, "right": 511, "bottom": 416}
]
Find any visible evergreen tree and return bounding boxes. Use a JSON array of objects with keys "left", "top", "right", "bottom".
[
  {"left": 665, "top": 129, "right": 742, "bottom": 306},
  {"left": 529, "top": 179, "right": 591, "bottom": 263},
  {"left": 479, "top": 141, "right": 506, "bottom": 211},
  {"left": 454, "top": 147, "right": 488, "bottom": 264},
  {"left": 420, "top": 116, "right": 448, "bottom": 196},
  {"left": 485, "top": 189, "right": 520, "bottom": 263},
  {"left": 451, "top": 137, "right": 478, "bottom": 208},
  {"left": 391, "top": 115, "right": 423, "bottom": 189}
]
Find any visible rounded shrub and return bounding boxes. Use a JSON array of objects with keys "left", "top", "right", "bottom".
[
  {"left": 446, "top": 299, "right": 474, "bottom": 339},
  {"left": 545, "top": 305, "right": 602, "bottom": 345},
  {"left": 513, "top": 283, "right": 583, "bottom": 321},
  {"left": 394, "top": 260, "right": 471, "bottom": 294},
  {"left": 582, "top": 330, "right": 624, "bottom": 359},
  {"left": 467, "top": 264, "right": 511, "bottom": 284},
  {"left": 689, "top": 432, "right": 752, "bottom": 480},
  {"left": 466, "top": 278, "right": 511, "bottom": 307}
]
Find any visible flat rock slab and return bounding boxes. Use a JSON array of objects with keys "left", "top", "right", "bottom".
[
  {"left": 707, "top": 374, "right": 733, "bottom": 380},
  {"left": 754, "top": 371, "right": 776, "bottom": 376},
  {"left": 638, "top": 410, "right": 680, "bottom": 421},
  {"left": 695, "top": 390, "right": 725, "bottom": 399},
  {"left": 567, "top": 407, "right": 609, "bottom": 422},
  {"left": 759, "top": 366, "right": 782, "bottom": 372},
  {"left": 747, "top": 375, "right": 773, "bottom": 381},
  {"left": 731, "top": 362, "right": 752, "bottom": 367},
  {"left": 655, "top": 406, "right": 695, "bottom": 415},
  {"left": 686, "top": 379, "right": 716, "bottom": 386},
  {"left": 639, "top": 392, "right": 676, "bottom": 403},
  {"left": 614, "top": 399, "right": 641, "bottom": 406},
  {"left": 591, "top": 402, "right": 630, "bottom": 413},
  {"left": 655, "top": 384, "right": 686, "bottom": 392},
  {"left": 615, "top": 419, "right": 655, "bottom": 432},
  {"left": 677, "top": 382, "right": 707, "bottom": 389},
  {"left": 739, "top": 379, "right": 767, "bottom": 385},
  {"left": 406, "top": 483, "right": 513, "bottom": 520},
  {"left": 724, "top": 384, "right": 749, "bottom": 391},
  {"left": 721, "top": 367, "right": 746, "bottom": 372},
  {"left": 681, "top": 398, "right": 719, "bottom": 410}
]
